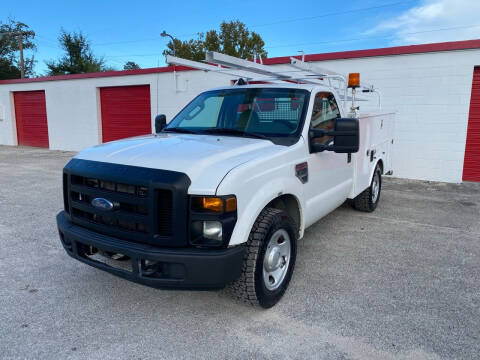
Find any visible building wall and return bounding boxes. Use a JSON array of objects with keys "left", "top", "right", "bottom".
[
  {"left": 0, "top": 70, "right": 230, "bottom": 151},
  {"left": 289, "top": 48, "right": 480, "bottom": 182},
  {"left": 0, "top": 48, "right": 479, "bottom": 183}
]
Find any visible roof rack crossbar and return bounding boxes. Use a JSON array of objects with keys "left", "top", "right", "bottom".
[
  {"left": 287, "top": 57, "right": 349, "bottom": 109},
  {"left": 206, "top": 51, "right": 294, "bottom": 79},
  {"left": 289, "top": 57, "right": 346, "bottom": 80},
  {"left": 167, "top": 53, "right": 327, "bottom": 84},
  {"left": 165, "top": 55, "right": 257, "bottom": 79},
  {"left": 166, "top": 52, "right": 379, "bottom": 96}
]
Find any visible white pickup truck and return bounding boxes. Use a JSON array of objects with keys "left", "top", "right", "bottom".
[{"left": 57, "top": 61, "right": 394, "bottom": 308}]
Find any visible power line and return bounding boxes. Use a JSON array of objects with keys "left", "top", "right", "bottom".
[
  {"left": 89, "top": 0, "right": 413, "bottom": 47},
  {"left": 35, "top": 40, "right": 62, "bottom": 50},
  {"left": 35, "top": 34, "right": 59, "bottom": 44},
  {"left": 174, "top": 0, "right": 414, "bottom": 37},
  {"left": 104, "top": 53, "right": 163, "bottom": 58},
  {"left": 106, "top": 58, "right": 128, "bottom": 68},
  {"left": 100, "top": 23, "right": 480, "bottom": 59},
  {"left": 265, "top": 23, "right": 480, "bottom": 49},
  {"left": 95, "top": 37, "right": 160, "bottom": 47},
  {"left": 250, "top": 0, "right": 415, "bottom": 28}
]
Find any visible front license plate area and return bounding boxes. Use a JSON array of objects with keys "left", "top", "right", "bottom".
[{"left": 82, "top": 247, "right": 133, "bottom": 272}]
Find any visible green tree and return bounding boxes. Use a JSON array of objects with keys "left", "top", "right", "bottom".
[
  {"left": 123, "top": 61, "right": 140, "bottom": 70},
  {"left": 166, "top": 37, "right": 205, "bottom": 61},
  {"left": 163, "top": 20, "right": 267, "bottom": 61},
  {"left": 0, "top": 58, "right": 21, "bottom": 79},
  {"left": 46, "top": 30, "right": 106, "bottom": 75},
  {"left": 0, "top": 19, "right": 36, "bottom": 79}
]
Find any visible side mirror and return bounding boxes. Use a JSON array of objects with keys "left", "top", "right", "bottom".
[
  {"left": 155, "top": 114, "right": 167, "bottom": 133},
  {"left": 310, "top": 118, "right": 359, "bottom": 154}
]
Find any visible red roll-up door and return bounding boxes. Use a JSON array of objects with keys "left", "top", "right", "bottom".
[
  {"left": 100, "top": 85, "right": 151, "bottom": 143},
  {"left": 463, "top": 67, "right": 480, "bottom": 182},
  {"left": 14, "top": 90, "right": 49, "bottom": 148}
]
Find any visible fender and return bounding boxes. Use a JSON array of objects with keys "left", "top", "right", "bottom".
[
  {"left": 220, "top": 175, "right": 304, "bottom": 246},
  {"left": 215, "top": 140, "right": 307, "bottom": 246},
  {"left": 369, "top": 158, "right": 384, "bottom": 183}
]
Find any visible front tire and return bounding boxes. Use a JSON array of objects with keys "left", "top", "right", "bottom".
[
  {"left": 229, "top": 208, "right": 297, "bottom": 308},
  {"left": 352, "top": 164, "right": 382, "bottom": 212}
]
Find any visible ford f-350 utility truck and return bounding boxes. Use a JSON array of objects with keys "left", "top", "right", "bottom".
[{"left": 57, "top": 52, "right": 394, "bottom": 308}]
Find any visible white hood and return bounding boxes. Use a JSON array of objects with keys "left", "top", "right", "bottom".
[{"left": 75, "top": 133, "right": 281, "bottom": 194}]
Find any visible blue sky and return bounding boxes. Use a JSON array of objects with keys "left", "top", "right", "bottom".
[{"left": 3, "top": 0, "right": 480, "bottom": 75}]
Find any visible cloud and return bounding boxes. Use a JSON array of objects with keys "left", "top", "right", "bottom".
[{"left": 367, "top": 0, "right": 480, "bottom": 44}]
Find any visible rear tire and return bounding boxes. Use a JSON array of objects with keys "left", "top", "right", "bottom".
[
  {"left": 352, "top": 164, "right": 382, "bottom": 212},
  {"left": 229, "top": 208, "right": 297, "bottom": 308}
]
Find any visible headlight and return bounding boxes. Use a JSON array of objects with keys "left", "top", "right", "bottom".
[
  {"left": 189, "top": 195, "right": 237, "bottom": 248},
  {"left": 203, "top": 221, "right": 223, "bottom": 241}
]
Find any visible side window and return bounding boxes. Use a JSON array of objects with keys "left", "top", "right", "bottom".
[
  {"left": 310, "top": 92, "right": 341, "bottom": 145},
  {"left": 179, "top": 95, "right": 223, "bottom": 128}
]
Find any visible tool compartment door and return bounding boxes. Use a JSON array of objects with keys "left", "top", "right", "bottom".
[{"left": 351, "top": 113, "right": 395, "bottom": 198}]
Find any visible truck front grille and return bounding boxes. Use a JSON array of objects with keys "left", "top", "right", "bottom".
[
  {"left": 62, "top": 160, "right": 189, "bottom": 247},
  {"left": 71, "top": 208, "right": 148, "bottom": 233}
]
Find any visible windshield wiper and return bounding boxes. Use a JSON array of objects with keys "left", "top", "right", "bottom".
[
  {"left": 163, "top": 127, "right": 200, "bottom": 134},
  {"left": 203, "top": 128, "right": 269, "bottom": 140}
]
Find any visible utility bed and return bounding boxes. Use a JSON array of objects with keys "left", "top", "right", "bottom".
[{"left": 350, "top": 112, "right": 395, "bottom": 198}]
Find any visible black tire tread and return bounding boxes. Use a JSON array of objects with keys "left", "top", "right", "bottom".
[
  {"left": 229, "top": 207, "right": 283, "bottom": 306},
  {"left": 353, "top": 165, "right": 381, "bottom": 212},
  {"left": 353, "top": 185, "right": 372, "bottom": 211}
]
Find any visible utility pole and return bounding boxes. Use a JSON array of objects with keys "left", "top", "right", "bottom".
[
  {"left": 18, "top": 32, "right": 25, "bottom": 78},
  {"left": 0, "top": 31, "right": 30, "bottom": 78}
]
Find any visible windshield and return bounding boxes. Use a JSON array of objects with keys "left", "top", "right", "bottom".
[{"left": 165, "top": 88, "right": 310, "bottom": 144}]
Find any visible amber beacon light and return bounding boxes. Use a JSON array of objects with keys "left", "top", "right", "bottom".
[{"left": 348, "top": 73, "right": 360, "bottom": 88}]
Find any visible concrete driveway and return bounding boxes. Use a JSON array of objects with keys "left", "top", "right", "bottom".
[{"left": 0, "top": 146, "right": 479, "bottom": 360}]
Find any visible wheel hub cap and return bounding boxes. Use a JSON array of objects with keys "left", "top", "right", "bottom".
[
  {"left": 263, "top": 229, "right": 291, "bottom": 291},
  {"left": 265, "top": 247, "right": 281, "bottom": 271}
]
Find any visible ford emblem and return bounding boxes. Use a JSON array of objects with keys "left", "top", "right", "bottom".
[{"left": 91, "top": 198, "right": 115, "bottom": 211}]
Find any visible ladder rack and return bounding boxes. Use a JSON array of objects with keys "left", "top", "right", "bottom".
[{"left": 165, "top": 51, "right": 380, "bottom": 111}]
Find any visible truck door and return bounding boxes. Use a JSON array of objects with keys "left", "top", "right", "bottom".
[{"left": 304, "top": 91, "right": 354, "bottom": 227}]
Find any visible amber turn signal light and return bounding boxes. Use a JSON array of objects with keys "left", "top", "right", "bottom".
[
  {"left": 225, "top": 197, "right": 237, "bottom": 212},
  {"left": 202, "top": 197, "right": 223, "bottom": 212},
  {"left": 191, "top": 196, "right": 237, "bottom": 213}
]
